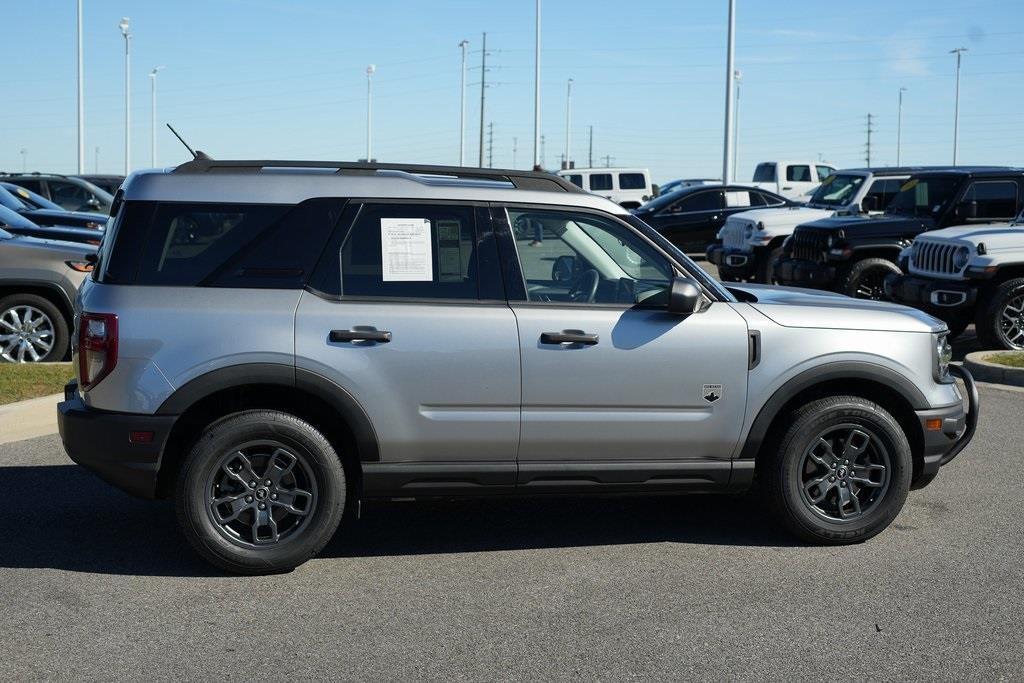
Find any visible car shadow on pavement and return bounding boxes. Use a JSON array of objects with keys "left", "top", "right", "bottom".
[{"left": 0, "top": 464, "right": 797, "bottom": 576}]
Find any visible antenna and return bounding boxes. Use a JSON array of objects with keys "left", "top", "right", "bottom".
[{"left": 166, "top": 123, "right": 212, "bottom": 160}]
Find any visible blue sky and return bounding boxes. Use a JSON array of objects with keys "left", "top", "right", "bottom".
[{"left": 4, "top": 0, "right": 1023, "bottom": 182}]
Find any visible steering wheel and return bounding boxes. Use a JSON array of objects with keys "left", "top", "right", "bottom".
[{"left": 569, "top": 269, "right": 600, "bottom": 303}]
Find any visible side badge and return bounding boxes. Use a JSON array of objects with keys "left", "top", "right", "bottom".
[{"left": 703, "top": 384, "right": 723, "bottom": 404}]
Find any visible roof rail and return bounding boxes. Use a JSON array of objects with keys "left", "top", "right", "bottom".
[{"left": 171, "top": 159, "right": 586, "bottom": 194}]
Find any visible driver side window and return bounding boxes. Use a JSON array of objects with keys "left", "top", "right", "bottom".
[{"left": 507, "top": 208, "right": 673, "bottom": 306}]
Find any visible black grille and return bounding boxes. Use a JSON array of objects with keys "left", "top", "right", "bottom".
[{"left": 790, "top": 228, "right": 830, "bottom": 261}]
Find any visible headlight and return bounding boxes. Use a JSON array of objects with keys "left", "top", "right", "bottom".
[
  {"left": 934, "top": 332, "right": 953, "bottom": 381},
  {"left": 826, "top": 235, "right": 836, "bottom": 248},
  {"left": 953, "top": 246, "right": 971, "bottom": 271},
  {"left": 744, "top": 224, "right": 754, "bottom": 239}
]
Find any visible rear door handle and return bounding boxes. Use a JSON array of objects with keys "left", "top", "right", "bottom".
[
  {"left": 540, "top": 331, "right": 599, "bottom": 345},
  {"left": 330, "top": 329, "right": 392, "bottom": 343}
]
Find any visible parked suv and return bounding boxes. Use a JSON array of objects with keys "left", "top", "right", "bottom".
[
  {"left": 58, "top": 160, "right": 977, "bottom": 574},
  {"left": 776, "top": 168, "right": 1024, "bottom": 299},
  {"left": 0, "top": 226, "right": 95, "bottom": 362},
  {"left": 708, "top": 168, "right": 913, "bottom": 283},
  {"left": 886, "top": 211, "right": 1024, "bottom": 347},
  {"left": 0, "top": 173, "right": 114, "bottom": 213},
  {"left": 557, "top": 167, "right": 654, "bottom": 208}
]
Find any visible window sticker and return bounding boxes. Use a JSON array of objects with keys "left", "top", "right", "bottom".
[
  {"left": 900, "top": 179, "right": 919, "bottom": 192},
  {"left": 381, "top": 218, "right": 433, "bottom": 281},
  {"left": 725, "top": 191, "right": 751, "bottom": 208},
  {"left": 436, "top": 219, "right": 464, "bottom": 283}
]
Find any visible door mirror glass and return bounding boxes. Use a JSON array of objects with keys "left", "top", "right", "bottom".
[
  {"left": 861, "top": 195, "right": 879, "bottom": 213},
  {"left": 551, "top": 254, "right": 576, "bottom": 283},
  {"left": 667, "top": 276, "right": 702, "bottom": 315},
  {"left": 956, "top": 200, "right": 978, "bottom": 220}
]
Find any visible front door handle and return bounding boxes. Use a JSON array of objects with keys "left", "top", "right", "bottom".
[
  {"left": 330, "top": 329, "right": 392, "bottom": 343},
  {"left": 540, "top": 331, "right": 599, "bottom": 345}
]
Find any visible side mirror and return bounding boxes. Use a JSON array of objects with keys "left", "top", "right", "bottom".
[
  {"left": 667, "top": 276, "right": 702, "bottom": 315},
  {"left": 87, "top": 196, "right": 101, "bottom": 209},
  {"left": 956, "top": 200, "right": 978, "bottom": 220},
  {"left": 551, "top": 254, "right": 576, "bottom": 283},
  {"left": 861, "top": 196, "right": 879, "bottom": 213},
  {"left": 651, "top": 184, "right": 660, "bottom": 197}
]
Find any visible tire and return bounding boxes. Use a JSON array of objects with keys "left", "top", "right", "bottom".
[
  {"left": 175, "top": 410, "right": 347, "bottom": 574},
  {"left": 841, "top": 257, "right": 902, "bottom": 300},
  {"left": 0, "top": 293, "right": 69, "bottom": 363},
  {"left": 975, "top": 277, "right": 1024, "bottom": 350},
  {"left": 762, "top": 395, "right": 912, "bottom": 544},
  {"left": 754, "top": 246, "right": 784, "bottom": 284}
]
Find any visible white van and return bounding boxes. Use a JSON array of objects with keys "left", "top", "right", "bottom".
[{"left": 557, "top": 168, "right": 653, "bottom": 209}]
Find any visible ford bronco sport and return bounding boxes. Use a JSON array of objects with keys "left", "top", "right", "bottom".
[{"left": 58, "top": 160, "right": 978, "bottom": 574}]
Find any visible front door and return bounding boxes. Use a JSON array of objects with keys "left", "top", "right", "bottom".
[
  {"left": 650, "top": 189, "right": 725, "bottom": 253},
  {"left": 498, "top": 205, "right": 750, "bottom": 489}
]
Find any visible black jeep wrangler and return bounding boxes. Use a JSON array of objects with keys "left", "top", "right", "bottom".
[{"left": 774, "top": 168, "right": 1024, "bottom": 299}]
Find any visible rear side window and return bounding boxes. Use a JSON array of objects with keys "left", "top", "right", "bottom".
[
  {"left": 963, "top": 180, "right": 1019, "bottom": 219},
  {"left": 618, "top": 173, "right": 646, "bottom": 190},
  {"left": 787, "top": 165, "right": 811, "bottom": 182},
  {"left": 589, "top": 174, "right": 613, "bottom": 191},
  {"left": 566, "top": 174, "right": 583, "bottom": 188}
]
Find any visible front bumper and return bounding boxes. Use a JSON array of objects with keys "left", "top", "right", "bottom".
[
  {"left": 706, "top": 244, "right": 757, "bottom": 280},
  {"left": 912, "top": 364, "right": 979, "bottom": 489},
  {"left": 57, "top": 381, "right": 176, "bottom": 499},
  {"left": 775, "top": 257, "right": 837, "bottom": 289},
  {"left": 884, "top": 273, "right": 978, "bottom": 314}
]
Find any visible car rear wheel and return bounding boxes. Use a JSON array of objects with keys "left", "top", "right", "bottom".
[
  {"left": 841, "top": 258, "right": 902, "bottom": 300},
  {"left": 176, "top": 410, "right": 347, "bottom": 574},
  {"left": 975, "top": 278, "right": 1024, "bottom": 350},
  {"left": 0, "top": 293, "right": 68, "bottom": 363},
  {"left": 762, "top": 395, "right": 912, "bottom": 544}
]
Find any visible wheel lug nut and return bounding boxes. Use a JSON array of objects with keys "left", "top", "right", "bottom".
[
  {"left": 830, "top": 476, "right": 836, "bottom": 482},
  {"left": 258, "top": 502, "right": 266, "bottom": 510},
  {"left": 271, "top": 493, "right": 278, "bottom": 500},
  {"left": 245, "top": 496, "right": 253, "bottom": 503},
  {"left": 249, "top": 481, "right": 256, "bottom": 488},
  {"left": 840, "top": 481, "right": 847, "bottom": 487},
  {"left": 265, "top": 480, "right": 272, "bottom": 486}
]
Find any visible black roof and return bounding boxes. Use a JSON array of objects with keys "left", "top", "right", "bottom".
[{"left": 639, "top": 183, "right": 788, "bottom": 212}]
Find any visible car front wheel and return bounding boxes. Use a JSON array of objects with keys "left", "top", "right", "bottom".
[
  {"left": 176, "top": 410, "right": 348, "bottom": 574},
  {"left": 762, "top": 395, "right": 912, "bottom": 544}
]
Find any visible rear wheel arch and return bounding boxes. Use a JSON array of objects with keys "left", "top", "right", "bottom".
[{"left": 0, "top": 282, "right": 74, "bottom": 326}]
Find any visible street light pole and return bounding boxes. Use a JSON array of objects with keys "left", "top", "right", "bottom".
[
  {"left": 732, "top": 69, "right": 742, "bottom": 181},
  {"left": 77, "top": 0, "right": 84, "bottom": 174},
  {"left": 722, "top": 0, "right": 736, "bottom": 184},
  {"left": 366, "top": 64, "right": 376, "bottom": 162},
  {"left": 563, "top": 78, "right": 573, "bottom": 169},
  {"left": 533, "top": 0, "right": 541, "bottom": 169},
  {"left": 458, "top": 40, "right": 468, "bottom": 166},
  {"left": 119, "top": 17, "right": 131, "bottom": 175},
  {"left": 897, "top": 86, "right": 907, "bottom": 166},
  {"left": 150, "top": 66, "right": 164, "bottom": 167},
  {"left": 951, "top": 48, "right": 967, "bottom": 166}
]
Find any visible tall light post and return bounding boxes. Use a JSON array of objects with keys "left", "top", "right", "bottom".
[
  {"left": 365, "top": 64, "right": 376, "bottom": 162},
  {"left": 722, "top": 0, "right": 736, "bottom": 184},
  {"left": 732, "top": 69, "right": 742, "bottom": 181},
  {"left": 458, "top": 40, "right": 469, "bottom": 166},
  {"left": 951, "top": 48, "right": 967, "bottom": 166},
  {"left": 77, "top": 0, "right": 84, "bottom": 174},
  {"left": 119, "top": 17, "right": 131, "bottom": 175},
  {"left": 897, "top": 86, "right": 907, "bottom": 166},
  {"left": 563, "top": 78, "right": 573, "bottom": 169},
  {"left": 94, "top": 146, "right": 100, "bottom": 173},
  {"left": 150, "top": 66, "right": 165, "bottom": 167},
  {"left": 532, "top": 0, "right": 541, "bottom": 169}
]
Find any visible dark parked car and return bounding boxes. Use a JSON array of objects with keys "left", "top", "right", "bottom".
[
  {"left": 71, "top": 174, "right": 124, "bottom": 195},
  {"left": 0, "top": 173, "right": 113, "bottom": 213},
  {"left": 0, "top": 184, "right": 106, "bottom": 231},
  {"left": 631, "top": 184, "right": 789, "bottom": 253},
  {"left": 0, "top": 205, "right": 103, "bottom": 246}
]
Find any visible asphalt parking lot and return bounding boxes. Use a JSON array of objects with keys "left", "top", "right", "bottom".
[{"left": 1, "top": 380, "right": 1022, "bottom": 680}]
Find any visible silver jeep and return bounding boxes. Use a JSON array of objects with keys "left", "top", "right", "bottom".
[{"left": 58, "top": 160, "right": 978, "bottom": 574}]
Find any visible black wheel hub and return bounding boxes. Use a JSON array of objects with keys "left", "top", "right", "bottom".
[{"left": 798, "top": 423, "right": 891, "bottom": 522}]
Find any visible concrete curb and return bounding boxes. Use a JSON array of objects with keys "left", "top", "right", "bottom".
[
  {"left": 0, "top": 393, "right": 63, "bottom": 446},
  {"left": 964, "top": 351, "right": 1024, "bottom": 388}
]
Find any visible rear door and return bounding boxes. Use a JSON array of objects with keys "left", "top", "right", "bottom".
[{"left": 295, "top": 201, "right": 521, "bottom": 489}]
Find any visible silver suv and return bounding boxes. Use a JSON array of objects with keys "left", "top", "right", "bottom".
[{"left": 58, "top": 160, "right": 978, "bottom": 574}]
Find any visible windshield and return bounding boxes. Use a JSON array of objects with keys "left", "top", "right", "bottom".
[
  {"left": 2, "top": 182, "right": 61, "bottom": 210},
  {"left": 887, "top": 177, "right": 962, "bottom": 217},
  {"left": 808, "top": 174, "right": 865, "bottom": 207},
  {"left": 0, "top": 186, "right": 28, "bottom": 212}
]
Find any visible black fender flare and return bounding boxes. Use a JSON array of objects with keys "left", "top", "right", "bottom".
[
  {"left": 156, "top": 363, "right": 380, "bottom": 461},
  {"left": 737, "top": 361, "right": 928, "bottom": 461}
]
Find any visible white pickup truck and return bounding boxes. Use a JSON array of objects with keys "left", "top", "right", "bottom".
[
  {"left": 707, "top": 167, "right": 908, "bottom": 283},
  {"left": 749, "top": 161, "right": 837, "bottom": 200}
]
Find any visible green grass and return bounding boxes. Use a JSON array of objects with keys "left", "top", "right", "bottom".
[
  {"left": 984, "top": 352, "right": 1024, "bottom": 368},
  {"left": 0, "top": 363, "right": 74, "bottom": 405}
]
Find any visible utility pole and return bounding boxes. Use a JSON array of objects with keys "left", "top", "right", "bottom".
[
  {"left": 563, "top": 78, "right": 573, "bottom": 169},
  {"left": 119, "top": 17, "right": 131, "bottom": 175},
  {"left": 365, "top": 64, "right": 376, "bottom": 162},
  {"left": 77, "top": 0, "right": 84, "bottom": 174},
  {"left": 150, "top": 66, "right": 164, "bottom": 167},
  {"left": 487, "top": 122, "right": 494, "bottom": 168},
  {"left": 478, "top": 32, "right": 487, "bottom": 167},
  {"left": 897, "top": 86, "right": 907, "bottom": 166},
  {"left": 722, "top": 0, "right": 736, "bottom": 184},
  {"left": 512, "top": 136, "right": 518, "bottom": 168},
  {"left": 951, "top": 47, "right": 967, "bottom": 165},
  {"left": 94, "top": 146, "right": 99, "bottom": 173},
  {"left": 865, "top": 113, "right": 875, "bottom": 166},
  {"left": 532, "top": 0, "right": 541, "bottom": 169},
  {"left": 732, "top": 69, "right": 742, "bottom": 181},
  {"left": 602, "top": 154, "right": 614, "bottom": 167},
  {"left": 588, "top": 126, "right": 593, "bottom": 167},
  {"left": 458, "top": 39, "right": 469, "bottom": 166}
]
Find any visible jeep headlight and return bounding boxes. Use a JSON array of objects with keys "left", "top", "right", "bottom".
[
  {"left": 952, "top": 246, "right": 971, "bottom": 271},
  {"left": 744, "top": 224, "right": 755, "bottom": 240},
  {"left": 934, "top": 332, "right": 953, "bottom": 381},
  {"left": 826, "top": 235, "right": 836, "bottom": 248}
]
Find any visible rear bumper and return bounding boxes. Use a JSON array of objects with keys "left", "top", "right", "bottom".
[
  {"left": 775, "top": 257, "right": 837, "bottom": 289},
  {"left": 57, "top": 381, "right": 176, "bottom": 499},
  {"left": 706, "top": 244, "right": 757, "bottom": 279},
  {"left": 912, "top": 364, "right": 979, "bottom": 488},
  {"left": 884, "top": 273, "right": 978, "bottom": 314}
]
